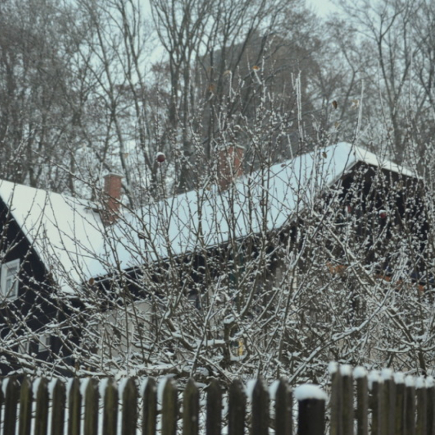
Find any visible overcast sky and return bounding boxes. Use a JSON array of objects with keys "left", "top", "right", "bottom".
[{"left": 306, "top": 0, "right": 338, "bottom": 17}]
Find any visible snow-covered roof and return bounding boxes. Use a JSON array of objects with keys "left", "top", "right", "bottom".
[
  {"left": 0, "top": 181, "right": 106, "bottom": 294},
  {"left": 0, "top": 142, "right": 416, "bottom": 293},
  {"left": 107, "top": 142, "right": 417, "bottom": 268}
]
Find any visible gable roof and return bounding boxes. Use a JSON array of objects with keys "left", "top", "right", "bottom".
[{"left": 0, "top": 142, "right": 416, "bottom": 293}]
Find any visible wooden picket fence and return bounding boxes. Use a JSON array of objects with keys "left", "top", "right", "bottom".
[{"left": 0, "top": 364, "right": 434, "bottom": 434}]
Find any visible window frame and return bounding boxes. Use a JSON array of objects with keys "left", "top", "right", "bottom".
[
  {"left": 1, "top": 259, "right": 20, "bottom": 299},
  {"left": 38, "top": 334, "right": 50, "bottom": 353}
]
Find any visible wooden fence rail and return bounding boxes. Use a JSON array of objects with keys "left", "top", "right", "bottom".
[{"left": 0, "top": 364, "right": 434, "bottom": 434}]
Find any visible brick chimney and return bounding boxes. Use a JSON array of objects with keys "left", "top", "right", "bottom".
[
  {"left": 218, "top": 145, "right": 244, "bottom": 191},
  {"left": 103, "top": 173, "right": 122, "bottom": 225}
]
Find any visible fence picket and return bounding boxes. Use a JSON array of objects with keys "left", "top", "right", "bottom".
[
  {"left": 382, "top": 371, "right": 395, "bottom": 435},
  {"left": 426, "top": 378, "right": 435, "bottom": 435},
  {"left": 417, "top": 378, "right": 427, "bottom": 435},
  {"left": 35, "top": 378, "right": 49, "bottom": 435},
  {"left": 122, "top": 378, "right": 138, "bottom": 435},
  {"left": 341, "top": 367, "right": 353, "bottom": 435},
  {"left": 369, "top": 373, "right": 383, "bottom": 435},
  {"left": 67, "top": 378, "right": 81, "bottom": 435},
  {"left": 142, "top": 378, "right": 157, "bottom": 435},
  {"left": 0, "top": 380, "right": 3, "bottom": 432},
  {"left": 394, "top": 376, "right": 405, "bottom": 435},
  {"left": 4, "top": 377, "right": 19, "bottom": 435},
  {"left": 162, "top": 379, "right": 177, "bottom": 435},
  {"left": 0, "top": 364, "right": 434, "bottom": 435},
  {"left": 183, "top": 379, "right": 199, "bottom": 435},
  {"left": 18, "top": 377, "right": 32, "bottom": 435},
  {"left": 103, "top": 379, "right": 118, "bottom": 435},
  {"left": 354, "top": 369, "right": 368, "bottom": 435},
  {"left": 84, "top": 379, "right": 98, "bottom": 435},
  {"left": 275, "top": 380, "right": 292, "bottom": 435},
  {"left": 251, "top": 378, "right": 269, "bottom": 435},
  {"left": 51, "top": 380, "right": 66, "bottom": 435},
  {"left": 295, "top": 384, "right": 326, "bottom": 435},
  {"left": 206, "top": 379, "right": 221, "bottom": 435},
  {"left": 228, "top": 379, "right": 245, "bottom": 435},
  {"left": 330, "top": 364, "right": 343, "bottom": 435}
]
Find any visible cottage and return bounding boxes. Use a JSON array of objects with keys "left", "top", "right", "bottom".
[{"left": 0, "top": 142, "right": 424, "bottom": 375}]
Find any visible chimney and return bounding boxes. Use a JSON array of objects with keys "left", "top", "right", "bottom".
[
  {"left": 218, "top": 145, "right": 244, "bottom": 191},
  {"left": 103, "top": 173, "right": 122, "bottom": 225}
]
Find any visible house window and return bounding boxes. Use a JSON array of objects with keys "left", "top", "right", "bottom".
[
  {"left": 38, "top": 334, "right": 50, "bottom": 353},
  {"left": 1, "top": 259, "right": 20, "bottom": 299}
]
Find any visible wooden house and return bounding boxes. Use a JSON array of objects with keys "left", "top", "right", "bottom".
[{"left": 0, "top": 142, "right": 424, "bottom": 374}]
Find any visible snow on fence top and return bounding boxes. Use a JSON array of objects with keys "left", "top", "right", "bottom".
[
  {"left": 294, "top": 384, "right": 328, "bottom": 401},
  {"left": 0, "top": 363, "right": 432, "bottom": 435}
]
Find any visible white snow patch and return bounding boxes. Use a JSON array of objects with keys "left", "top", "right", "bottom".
[
  {"left": 48, "top": 379, "right": 58, "bottom": 398},
  {"left": 269, "top": 380, "right": 281, "bottom": 399},
  {"left": 66, "top": 378, "right": 74, "bottom": 396},
  {"left": 223, "top": 316, "right": 235, "bottom": 325},
  {"left": 99, "top": 378, "right": 109, "bottom": 399},
  {"left": 426, "top": 376, "right": 434, "bottom": 388},
  {"left": 394, "top": 373, "right": 405, "bottom": 384},
  {"left": 1, "top": 378, "right": 9, "bottom": 394},
  {"left": 328, "top": 362, "right": 338, "bottom": 374},
  {"left": 80, "top": 378, "right": 90, "bottom": 396},
  {"left": 416, "top": 376, "right": 426, "bottom": 389},
  {"left": 368, "top": 371, "right": 382, "bottom": 389},
  {"left": 32, "top": 378, "right": 42, "bottom": 394},
  {"left": 245, "top": 380, "right": 257, "bottom": 400},
  {"left": 118, "top": 378, "right": 129, "bottom": 397},
  {"left": 381, "top": 368, "right": 393, "bottom": 380},
  {"left": 340, "top": 364, "right": 352, "bottom": 376},
  {"left": 294, "top": 384, "right": 327, "bottom": 402},
  {"left": 353, "top": 366, "right": 367, "bottom": 379},
  {"left": 405, "top": 376, "right": 415, "bottom": 388}
]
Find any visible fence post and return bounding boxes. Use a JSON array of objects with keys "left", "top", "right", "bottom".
[
  {"left": 405, "top": 376, "right": 416, "bottom": 435},
  {"left": 394, "top": 373, "right": 405, "bottom": 435},
  {"left": 35, "top": 378, "right": 49, "bottom": 435},
  {"left": 183, "top": 378, "right": 199, "bottom": 435},
  {"left": 275, "top": 379, "right": 292, "bottom": 435},
  {"left": 329, "top": 362, "right": 343, "bottom": 435},
  {"left": 122, "top": 378, "right": 138, "bottom": 435},
  {"left": 294, "top": 384, "right": 327, "bottom": 435},
  {"left": 162, "top": 378, "right": 178, "bottom": 435},
  {"left": 0, "top": 379, "right": 3, "bottom": 431},
  {"left": 51, "top": 379, "right": 66, "bottom": 435},
  {"left": 206, "top": 379, "right": 221, "bottom": 435},
  {"left": 251, "top": 378, "right": 269, "bottom": 435},
  {"left": 4, "top": 377, "right": 19, "bottom": 435},
  {"left": 341, "top": 365, "right": 354, "bottom": 435},
  {"left": 426, "top": 377, "right": 435, "bottom": 435},
  {"left": 84, "top": 379, "right": 99, "bottom": 435},
  {"left": 103, "top": 378, "right": 118, "bottom": 435},
  {"left": 369, "top": 371, "right": 383, "bottom": 435},
  {"left": 68, "top": 378, "right": 81, "bottom": 435},
  {"left": 381, "top": 369, "right": 395, "bottom": 435},
  {"left": 354, "top": 367, "right": 368, "bottom": 435},
  {"left": 417, "top": 377, "right": 427, "bottom": 435},
  {"left": 18, "top": 377, "right": 32, "bottom": 435},
  {"left": 142, "top": 377, "right": 157, "bottom": 435},
  {"left": 228, "top": 379, "right": 246, "bottom": 435}
]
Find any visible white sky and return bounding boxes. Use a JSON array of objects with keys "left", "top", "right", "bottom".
[{"left": 306, "top": 0, "right": 339, "bottom": 17}]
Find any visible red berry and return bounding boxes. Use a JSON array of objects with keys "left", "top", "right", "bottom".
[{"left": 156, "top": 152, "right": 166, "bottom": 163}]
